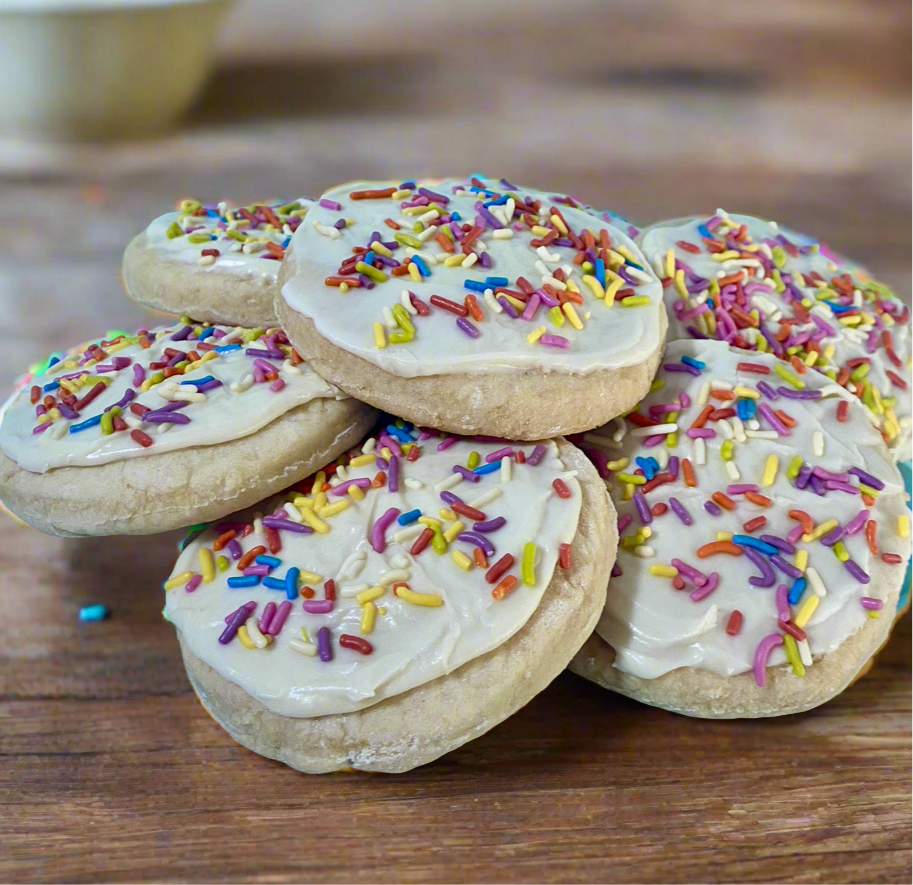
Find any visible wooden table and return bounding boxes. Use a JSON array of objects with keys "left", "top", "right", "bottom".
[{"left": 1, "top": 1, "right": 910, "bottom": 880}]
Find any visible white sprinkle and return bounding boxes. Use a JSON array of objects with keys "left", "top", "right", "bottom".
[
  {"left": 281, "top": 504, "right": 304, "bottom": 524},
  {"left": 501, "top": 456, "right": 512, "bottom": 483},
  {"left": 417, "top": 224, "right": 438, "bottom": 243},
  {"left": 392, "top": 524, "right": 424, "bottom": 544},
  {"left": 244, "top": 618, "right": 269, "bottom": 649},
  {"left": 697, "top": 380, "right": 711, "bottom": 405},
  {"left": 313, "top": 220, "right": 340, "bottom": 239},
  {"left": 462, "top": 252, "right": 479, "bottom": 268},
  {"left": 725, "top": 460, "right": 741, "bottom": 481},
  {"left": 282, "top": 359, "right": 303, "bottom": 375},
  {"left": 230, "top": 374, "right": 254, "bottom": 393},
  {"left": 389, "top": 553, "right": 410, "bottom": 569},
  {"left": 157, "top": 422, "right": 173, "bottom": 434},
  {"left": 746, "top": 430, "right": 778, "bottom": 440},
  {"left": 401, "top": 290, "right": 418, "bottom": 315},
  {"left": 694, "top": 437, "right": 707, "bottom": 466},
  {"left": 710, "top": 380, "right": 733, "bottom": 390},
  {"left": 290, "top": 639, "right": 318, "bottom": 657},
  {"left": 417, "top": 209, "right": 440, "bottom": 225},
  {"left": 336, "top": 550, "right": 366, "bottom": 582},
  {"left": 655, "top": 448, "right": 669, "bottom": 469},
  {"left": 362, "top": 437, "right": 377, "bottom": 454},
  {"left": 630, "top": 423, "right": 678, "bottom": 437},
  {"left": 378, "top": 569, "right": 411, "bottom": 586},
  {"left": 51, "top": 421, "right": 69, "bottom": 440},
  {"left": 403, "top": 477, "right": 424, "bottom": 490},
  {"left": 797, "top": 638, "right": 813, "bottom": 667},
  {"left": 124, "top": 416, "right": 142, "bottom": 429},
  {"left": 626, "top": 266, "right": 654, "bottom": 284},
  {"left": 198, "top": 255, "right": 216, "bottom": 266},
  {"left": 340, "top": 582, "right": 370, "bottom": 598},
  {"left": 731, "top": 416, "right": 747, "bottom": 443},
  {"left": 819, "top": 383, "right": 855, "bottom": 402},
  {"left": 542, "top": 275, "right": 567, "bottom": 291},
  {"left": 534, "top": 259, "right": 549, "bottom": 277},
  {"left": 717, "top": 418, "right": 734, "bottom": 440},
  {"left": 382, "top": 305, "right": 397, "bottom": 330},
  {"left": 484, "top": 288, "right": 502, "bottom": 314},
  {"left": 747, "top": 419, "right": 761, "bottom": 431},
  {"left": 813, "top": 431, "right": 825, "bottom": 457},
  {"left": 536, "top": 245, "right": 561, "bottom": 263},
  {"left": 807, "top": 567, "right": 827, "bottom": 597},
  {"left": 468, "top": 487, "right": 502, "bottom": 509},
  {"left": 434, "top": 473, "right": 463, "bottom": 492},
  {"left": 633, "top": 545, "right": 656, "bottom": 558},
  {"left": 491, "top": 228, "right": 514, "bottom": 239},
  {"left": 252, "top": 511, "right": 264, "bottom": 535}
]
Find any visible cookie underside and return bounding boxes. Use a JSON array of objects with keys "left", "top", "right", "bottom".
[{"left": 175, "top": 441, "right": 615, "bottom": 773}]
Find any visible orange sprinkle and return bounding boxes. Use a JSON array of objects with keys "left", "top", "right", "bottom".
[
  {"left": 775, "top": 409, "right": 796, "bottom": 428},
  {"left": 465, "top": 293, "right": 483, "bottom": 322},
  {"left": 350, "top": 187, "right": 396, "bottom": 200},
  {"left": 718, "top": 272, "right": 745, "bottom": 287},
  {"left": 744, "top": 492, "right": 772, "bottom": 507},
  {"left": 435, "top": 232, "right": 455, "bottom": 253},
  {"left": 212, "top": 529, "right": 236, "bottom": 551},
  {"left": 383, "top": 217, "right": 401, "bottom": 230},
  {"left": 290, "top": 348, "right": 303, "bottom": 366},
  {"left": 265, "top": 242, "right": 285, "bottom": 259},
  {"left": 731, "top": 306, "right": 758, "bottom": 327},
  {"left": 473, "top": 546, "right": 489, "bottom": 569},
  {"left": 324, "top": 276, "right": 361, "bottom": 287},
  {"left": 391, "top": 265, "right": 411, "bottom": 277},
  {"left": 862, "top": 493, "right": 875, "bottom": 506},
  {"left": 162, "top": 367, "right": 182, "bottom": 378},
  {"left": 572, "top": 250, "right": 586, "bottom": 265},
  {"left": 689, "top": 404, "right": 714, "bottom": 430},
  {"left": 265, "top": 371, "right": 279, "bottom": 381},
  {"left": 696, "top": 541, "right": 742, "bottom": 558},
  {"left": 709, "top": 389, "right": 736, "bottom": 401},
  {"left": 371, "top": 471, "right": 387, "bottom": 489},
  {"left": 259, "top": 205, "right": 282, "bottom": 228},
  {"left": 237, "top": 545, "right": 266, "bottom": 571},
  {"left": 598, "top": 228, "right": 611, "bottom": 250},
  {"left": 711, "top": 491, "right": 736, "bottom": 510},
  {"left": 682, "top": 458, "right": 697, "bottom": 487},
  {"left": 789, "top": 355, "right": 807, "bottom": 375},
  {"left": 492, "top": 575, "right": 518, "bottom": 600},
  {"left": 788, "top": 509, "right": 814, "bottom": 533},
  {"left": 865, "top": 520, "right": 878, "bottom": 555},
  {"left": 138, "top": 336, "right": 152, "bottom": 349},
  {"left": 583, "top": 229, "right": 595, "bottom": 249}
]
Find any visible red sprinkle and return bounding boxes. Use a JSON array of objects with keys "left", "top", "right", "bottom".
[
  {"left": 30, "top": 385, "right": 40, "bottom": 404},
  {"left": 411, "top": 527, "right": 434, "bottom": 556},
  {"left": 836, "top": 400, "right": 849, "bottom": 423},
  {"left": 651, "top": 503, "right": 668, "bottom": 517},
  {"left": 881, "top": 553, "right": 903, "bottom": 564},
  {"left": 742, "top": 516, "right": 767, "bottom": 533},
  {"left": 725, "top": 611, "right": 743, "bottom": 635},
  {"left": 552, "top": 478, "right": 572, "bottom": 499},
  {"left": 558, "top": 543, "right": 572, "bottom": 570},
  {"left": 672, "top": 576, "right": 686, "bottom": 590},
  {"left": 130, "top": 429, "right": 153, "bottom": 448},
  {"left": 265, "top": 526, "right": 282, "bottom": 555},
  {"left": 429, "top": 294, "right": 469, "bottom": 316},
  {"left": 324, "top": 579, "right": 336, "bottom": 601},
  {"left": 452, "top": 501, "right": 486, "bottom": 521},
  {"left": 339, "top": 634, "right": 373, "bottom": 655},
  {"left": 779, "top": 619, "right": 807, "bottom": 642},
  {"left": 485, "top": 554, "right": 515, "bottom": 584}
]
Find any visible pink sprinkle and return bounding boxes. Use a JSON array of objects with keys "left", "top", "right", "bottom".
[
  {"left": 775, "top": 584, "right": 790, "bottom": 621},
  {"left": 689, "top": 571, "right": 719, "bottom": 602},
  {"left": 330, "top": 477, "right": 372, "bottom": 496},
  {"left": 860, "top": 597, "right": 884, "bottom": 610},
  {"left": 753, "top": 634, "right": 784, "bottom": 687},
  {"left": 437, "top": 436, "right": 459, "bottom": 451},
  {"left": 268, "top": 600, "right": 292, "bottom": 634},
  {"left": 32, "top": 422, "right": 52, "bottom": 435},
  {"left": 269, "top": 378, "right": 286, "bottom": 392},
  {"left": 521, "top": 293, "right": 541, "bottom": 321},
  {"left": 185, "top": 574, "right": 202, "bottom": 592},
  {"left": 303, "top": 599, "right": 334, "bottom": 614},
  {"left": 259, "top": 601, "right": 277, "bottom": 634},
  {"left": 320, "top": 198, "right": 342, "bottom": 210},
  {"left": 540, "top": 334, "right": 569, "bottom": 348}
]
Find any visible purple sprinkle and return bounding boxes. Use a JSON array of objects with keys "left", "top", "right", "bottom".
[
  {"left": 243, "top": 564, "right": 270, "bottom": 577},
  {"left": 225, "top": 601, "right": 257, "bottom": 624},
  {"left": 540, "top": 334, "right": 569, "bottom": 348},
  {"left": 848, "top": 466, "right": 885, "bottom": 491},
  {"left": 457, "top": 532, "right": 495, "bottom": 556},
  {"left": 759, "top": 534, "right": 795, "bottom": 554},
  {"left": 388, "top": 455, "right": 400, "bottom": 493},
  {"left": 861, "top": 597, "right": 884, "bottom": 610},
  {"left": 535, "top": 286, "right": 560, "bottom": 307},
  {"left": 844, "top": 559, "right": 870, "bottom": 584},
  {"left": 757, "top": 403, "right": 789, "bottom": 435},
  {"left": 474, "top": 516, "right": 506, "bottom": 533},
  {"left": 227, "top": 539, "right": 243, "bottom": 560},
  {"left": 485, "top": 446, "right": 514, "bottom": 463},
  {"left": 219, "top": 605, "right": 249, "bottom": 644},
  {"left": 770, "top": 554, "right": 803, "bottom": 579},
  {"left": 796, "top": 465, "right": 812, "bottom": 490},
  {"left": 262, "top": 516, "right": 314, "bottom": 533},
  {"left": 810, "top": 475, "right": 827, "bottom": 496},
  {"left": 418, "top": 186, "right": 449, "bottom": 204},
  {"left": 475, "top": 203, "right": 504, "bottom": 229},
  {"left": 633, "top": 490, "right": 652, "bottom": 525},
  {"left": 132, "top": 364, "right": 146, "bottom": 386},
  {"left": 170, "top": 325, "right": 192, "bottom": 341},
  {"left": 617, "top": 513, "right": 634, "bottom": 534},
  {"left": 196, "top": 379, "right": 223, "bottom": 392},
  {"left": 143, "top": 411, "right": 191, "bottom": 424},
  {"left": 440, "top": 490, "right": 462, "bottom": 505},
  {"left": 611, "top": 562, "right": 623, "bottom": 577},
  {"left": 456, "top": 316, "right": 480, "bottom": 338},
  {"left": 757, "top": 380, "right": 779, "bottom": 400},
  {"left": 184, "top": 574, "right": 202, "bottom": 593},
  {"left": 330, "top": 478, "right": 372, "bottom": 496},
  {"left": 376, "top": 456, "right": 389, "bottom": 470},
  {"left": 497, "top": 295, "right": 520, "bottom": 319},
  {"left": 744, "top": 547, "right": 777, "bottom": 587},
  {"left": 317, "top": 626, "right": 333, "bottom": 662},
  {"left": 820, "top": 525, "right": 846, "bottom": 546},
  {"left": 319, "top": 198, "right": 342, "bottom": 210},
  {"left": 727, "top": 483, "right": 759, "bottom": 495},
  {"left": 303, "top": 599, "right": 334, "bottom": 614},
  {"left": 437, "top": 436, "right": 459, "bottom": 451},
  {"left": 668, "top": 497, "right": 693, "bottom": 525},
  {"left": 527, "top": 444, "right": 547, "bottom": 466},
  {"left": 453, "top": 465, "right": 481, "bottom": 483},
  {"left": 334, "top": 219, "right": 347, "bottom": 230},
  {"left": 664, "top": 362, "right": 700, "bottom": 376},
  {"left": 106, "top": 388, "right": 136, "bottom": 411},
  {"left": 378, "top": 432, "right": 402, "bottom": 457},
  {"left": 686, "top": 325, "right": 710, "bottom": 340},
  {"left": 776, "top": 584, "right": 790, "bottom": 621},
  {"left": 704, "top": 501, "right": 722, "bottom": 516},
  {"left": 845, "top": 509, "right": 870, "bottom": 535},
  {"left": 777, "top": 387, "right": 822, "bottom": 400},
  {"left": 249, "top": 351, "right": 282, "bottom": 364},
  {"left": 58, "top": 402, "right": 79, "bottom": 419}
]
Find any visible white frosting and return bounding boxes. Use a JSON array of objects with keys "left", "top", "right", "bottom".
[
  {"left": 143, "top": 198, "right": 314, "bottom": 283},
  {"left": 0, "top": 322, "right": 340, "bottom": 473},
  {"left": 639, "top": 212, "right": 912, "bottom": 460},
  {"left": 280, "top": 177, "right": 664, "bottom": 376},
  {"left": 165, "top": 434, "right": 582, "bottom": 717},
  {"left": 594, "top": 339, "right": 908, "bottom": 680}
]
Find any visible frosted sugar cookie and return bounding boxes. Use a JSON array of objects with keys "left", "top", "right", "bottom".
[
  {"left": 124, "top": 198, "right": 314, "bottom": 327},
  {"left": 277, "top": 177, "right": 667, "bottom": 439},
  {"left": 638, "top": 211, "right": 912, "bottom": 461},
  {"left": 0, "top": 321, "right": 375, "bottom": 536},
  {"left": 570, "top": 339, "right": 909, "bottom": 718},
  {"left": 165, "top": 426, "right": 614, "bottom": 772}
]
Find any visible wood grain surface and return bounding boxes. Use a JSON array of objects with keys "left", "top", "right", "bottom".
[{"left": 0, "top": 0, "right": 910, "bottom": 881}]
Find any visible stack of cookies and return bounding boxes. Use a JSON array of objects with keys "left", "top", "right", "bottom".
[{"left": 1, "top": 177, "right": 909, "bottom": 773}]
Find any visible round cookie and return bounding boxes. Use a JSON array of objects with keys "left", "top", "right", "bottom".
[
  {"left": 0, "top": 321, "right": 375, "bottom": 536},
  {"left": 637, "top": 211, "right": 912, "bottom": 461},
  {"left": 277, "top": 176, "right": 667, "bottom": 440},
  {"left": 165, "top": 429, "right": 614, "bottom": 773},
  {"left": 569, "top": 339, "right": 909, "bottom": 718},
  {"left": 124, "top": 198, "right": 314, "bottom": 327}
]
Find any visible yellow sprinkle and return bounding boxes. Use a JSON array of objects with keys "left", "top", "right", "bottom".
[
  {"left": 616, "top": 245, "right": 639, "bottom": 263},
  {"left": 794, "top": 594, "right": 819, "bottom": 628},
  {"left": 606, "top": 458, "right": 629, "bottom": 471},
  {"left": 380, "top": 447, "right": 392, "bottom": 459},
  {"left": 774, "top": 363, "right": 804, "bottom": 389},
  {"left": 408, "top": 261, "right": 422, "bottom": 281},
  {"left": 349, "top": 453, "right": 377, "bottom": 467},
  {"left": 356, "top": 586, "right": 385, "bottom": 605},
  {"left": 868, "top": 610, "right": 881, "bottom": 619},
  {"left": 582, "top": 274, "right": 605, "bottom": 300},
  {"left": 713, "top": 250, "right": 740, "bottom": 261},
  {"left": 527, "top": 325, "right": 546, "bottom": 344},
  {"left": 803, "top": 518, "right": 838, "bottom": 543},
  {"left": 164, "top": 570, "right": 195, "bottom": 590},
  {"left": 649, "top": 564, "right": 679, "bottom": 577},
  {"left": 616, "top": 473, "right": 646, "bottom": 485},
  {"left": 795, "top": 549, "right": 808, "bottom": 572},
  {"left": 360, "top": 602, "right": 377, "bottom": 635},
  {"left": 621, "top": 295, "right": 651, "bottom": 306},
  {"left": 370, "top": 239, "right": 393, "bottom": 257},
  {"left": 395, "top": 587, "right": 443, "bottom": 607},
  {"left": 833, "top": 540, "right": 849, "bottom": 562},
  {"left": 623, "top": 484, "right": 635, "bottom": 501},
  {"left": 504, "top": 294, "right": 525, "bottom": 311},
  {"left": 299, "top": 569, "right": 323, "bottom": 584},
  {"left": 199, "top": 547, "right": 215, "bottom": 584},
  {"left": 549, "top": 213, "right": 568, "bottom": 234},
  {"left": 562, "top": 302, "right": 584, "bottom": 330},
  {"left": 318, "top": 500, "right": 351, "bottom": 518},
  {"left": 452, "top": 550, "right": 473, "bottom": 571},
  {"left": 348, "top": 484, "right": 366, "bottom": 501},
  {"left": 783, "top": 634, "right": 805, "bottom": 676},
  {"left": 522, "top": 542, "right": 537, "bottom": 586},
  {"left": 787, "top": 456, "right": 804, "bottom": 479},
  {"left": 673, "top": 269, "right": 688, "bottom": 299},
  {"left": 762, "top": 454, "right": 779, "bottom": 487},
  {"left": 339, "top": 282, "right": 349, "bottom": 294},
  {"left": 312, "top": 491, "right": 328, "bottom": 511},
  {"left": 804, "top": 350, "right": 819, "bottom": 367},
  {"left": 373, "top": 322, "right": 386, "bottom": 349},
  {"left": 418, "top": 516, "right": 442, "bottom": 527},
  {"left": 649, "top": 377, "right": 665, "bottom": 392},
  {"left": 604, "top": 278, "right": 622, "bottom": 305},
  {"left": 898, "top": 515, "right": 910, "bottom": 538},
  {"left": 238, "top": 625, "right": 257, "bottom": 650},
  {"left": 439, "top": 508, "right": 456, "bottom": 520},
  {"left": 721, "top": 439, "right": 734, "bottom": 460},
  {"left": 839, "top": 315, "right": 862, "bottom": 326},
  {"left": 733, "top": 385, "right": 760, "bottom": 400},
  {"left": 548, "top": 305, "right": 565, "bottom": 327},
  {"left": 717, "top": 531, "right": 735, "bottom": 541},
  {"left": 299, "top": 507, "right": 330, "bottom": 534},
  {"left": 443, "top": 253, "right": 465, "bottom": 266},
  {"left": 663, "top": 248, "right": 675, "bottom": 278},
  {"left": 443, "top": 520, "right": 465, "bottom": 543},
  {"left": 530, "top": 225, "right": 551, "bottom": 236}
]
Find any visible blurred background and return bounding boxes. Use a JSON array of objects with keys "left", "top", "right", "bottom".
[{"left": 0, "top": 0, "right": 909, "bottom": 388}]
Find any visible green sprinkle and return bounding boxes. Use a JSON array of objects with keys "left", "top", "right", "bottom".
[
  {"left": 356, "top": 261, "right": 389, "bottom": 282},
  {"left": 850, "top": 363, "right": 871, "bottom": 382},
  {"left": 721, "top": 439, "right": 734, "bottom": 460},
  {"left": 394, "top": 232, "right": 423, "bottom": 248},
  {"left": 858, "top": 483, "right": 879, "bottom": 498},
  {"left": 774, "top": 363, "right": 804, "bottom": 389},
  {"left": 467, "top": 451, "right": 481, "bottom": 470},
  {"left": 148, "top": 371, "right": 165, "bottom": 387},
  {"left": 391, "top": 303, "right": 415, "bottom": 334},
  {"left": 165, "top": 221, "right": 184, "bottom": 239},
  {"left": 100, "top": 405, "right": 120, "bottom": 435},
  {"left": 241, "top": 327, "right": 265, "bottom": 343},
  {"left": 217, "top": 555, "right": 230, "bottom": 572},
  {"left": 771, "top": 268, "right": 785, "bottom": 292},
  {"left": 548, "top": 305, "right": 565, "bottom": 326},
  {"left": 616, "top": 473, "right": 646, "bottom": 485},
  {"left": 649, "top": 377, "right": 665, "bottom": 392},
  {"left": 787, "top": 455, "right": 804, "bottom": 479},
  {"left": 278, "top": 201, "right": 301, "bottom": 215},
  {"left": 225, "top": 229, "right": 247, "bottom": 241},
  {"left": 833, "top": 540, "right": 849, "bottom": 561},
  {"left": 389, "top": 330, "right": 414, "bottom": 344},
  {"left": 771, "top": 245, "right": 787, "bottom": 267},
  {"left": 187, "top": 233, "right": 213, "bottom": 244},
  {"left": 431, "top": 525, "right": 448, "bottom": 554}
]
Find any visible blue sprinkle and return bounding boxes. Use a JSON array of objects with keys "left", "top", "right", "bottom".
[
  {"left": 473, "top": 461, "right": 502, "bottom": 475},
  {"left": 635, "top": 457, "right": 656, "bottom": 481},
  {"left": 450, "top": 211, "right": 462, "bottom": 221},
  {"left": 182, "top": 375, "right": 214, "bottom": 386},
  {"left": 206, "top": 208, "right": 220, "bottom": 217},
  {"left": 824, "top": 301, "right": 853, "bottom": 313},
  {"left": 363, "top": 250, "right": 376, "bottom": 266},
  {"left": 215, "top": 343, "right": 241, "bottom": 353},
  {"left": 594, "top": 257, "right": 606, "bottom": 288},
  {"left": 411, "top": 255, "right": 430, "bottom": 277},
  {"left": 255, "top": 554, "right": 281, "bottom": 569},
  {"left": 463, "top": 279, "right": 488, "bottom": 292},
  {"left": 485, "top": 276, "right": 509, "bottom": 287},
  {"left": 79, "top": 603, "right": 109, "bottom": 622},
  {"left": 398, "top": 509, "right": 422, "bottom": 525},
  {"left": 732, "top": 535, "right": 779, "bottom": 556},
  {"left": 385, "top": 424, "right": 413, "bottom": 442},
  {"left": 284, "top": 566, "right": 300, "bottom": 601},
  {"left": 697, "top": 223, "right": 712, "bottom": 238},
  {"left": 70, "top": 414, "right": 102, "bottom": 433},
  {"left": 228, "top": 575, "right": 261, "bottom": 588},
  {"left": 196, "top": 327, "right": 215, "bottom": 341},
  {"left": 646, "top": 457, "right": 660, "bottom": 472},
  {"left": 281, "top": 236, "right": 291, "bottom": 248},
  {"left": 43, "top": 380, "right": 60, "bottom": 392},
  {"left": 681, "top": 355, "right": 706, "bottom": 371},
  {"left": 737, "top": 398, "right": 756, "bottom": 419},
  {"left": 263, "top": 576, "right": 286, "bottom": 591},
  {"left": 48, "top": 356, "right": 61, "bottom": 368},
  {"left": 788, "top": 577, "right": 808, "bottom": 606},
  {"left": 624, "top": 259, "right": 644, "bottom": 271},
  {"left": 483, "top": 195, "right": 509, "bottom": 206}
]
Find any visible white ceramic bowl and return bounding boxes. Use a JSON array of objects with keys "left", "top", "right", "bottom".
[{"left": 0, "top": 0, "right": 233, "bottom": 140}]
